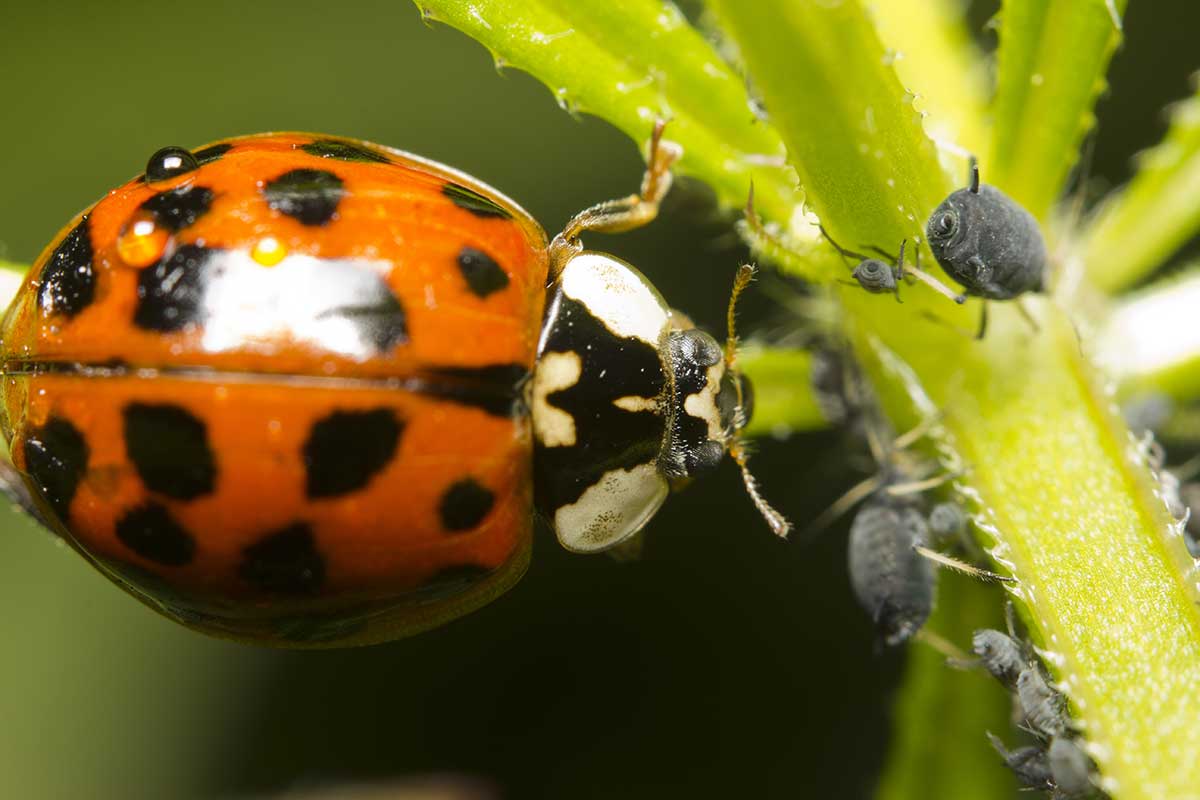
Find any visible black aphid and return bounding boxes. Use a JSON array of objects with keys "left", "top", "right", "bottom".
[{"left": 926, "top": 159, "right": 1047, "bottom": 337}]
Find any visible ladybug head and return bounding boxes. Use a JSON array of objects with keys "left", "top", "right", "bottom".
[{"left": 659, "top": 265, "right": 789, "bottom": 537}]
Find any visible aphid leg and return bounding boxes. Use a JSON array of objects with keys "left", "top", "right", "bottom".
[
  {"left": 975, "top": 301, "right": 990, "bottom": 340},
  {"left": 549, "top": 120, "right": 681, "bottom": 272},
  {"left": 892, "top": 411, "right": 943, "bottom": 451},
  {"left": 818, "top": 223, "right": 873, "bottom": 265},
  {"left": 905, "top": 246, "right": 967, "bottom": 304},
  {"left": 1014, "top": 298, "right": 1041, "bottom": 333},
  {"left": 912, "top": 545, "right": 1015, "bottom": 584}
]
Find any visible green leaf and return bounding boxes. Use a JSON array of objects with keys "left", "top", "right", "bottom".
[
  {"left": 876, "top": 580, "right": 1016, "bottom": 800},
  {"left": 871, "top": 0, "right": 991, "bottom": 164},
  {"left": 707, "top": 0, "right": 951, "bottom": 250},
  {"left": 990, "top": 0, "right": 1127, "bottom": 221},
  {"left": 1083, "top": 79, "right": 1200, "bottom": 291},
  {"left": 1099, "top": 267, "right": 1200, "bottom": 402},
  {"left": 413, "top": 0, "right": 800, "bottom": 224},
  {"left": 738, "top": 346, "right": 829, "bottom": 436}
]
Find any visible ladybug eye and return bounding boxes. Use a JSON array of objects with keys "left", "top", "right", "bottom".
[{"left": 145, "top": 146, "right": 199, "bottom": 183}]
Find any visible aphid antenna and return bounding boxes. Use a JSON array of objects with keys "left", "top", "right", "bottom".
[
  {"left": 914, "top": 628, "right": 972, "bottom": 662},
  {"left": 884, "top": 470, "right": 960, "bottom": 497},
  {"left": 817, "top": 222, "right": 872, "bottom": 267},
  {"left": 912, "top": 544, "right": 1016, "bottom": 584},
  {"left": 800, "top": 473, "right": 886, "bottom": 541},
  {"left": 725, "top": 263, "right": 791, "bottom": 538}
]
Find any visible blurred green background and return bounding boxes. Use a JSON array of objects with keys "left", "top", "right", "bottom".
[{"left": 0, "top": 2, "right": 1196, "bottom": 798}]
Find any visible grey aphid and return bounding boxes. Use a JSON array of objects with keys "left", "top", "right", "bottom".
[
  {"left": 847, "top": 496, "right": 935, "bottom": 647},
  {"left": 1048, "top": 736, "right": 1094, "bottom": 797},
  {"left": 926, "top": 160, "right": 1046, "bottom": 302},
  {"left": 1017, "top": 666, "right": 1067, "bottom": 739},
  {"left": 928, "top": 501, "right": 967, "bottom": 540},
  {"left": 973, "top": 628, "right": 1026, "bottom": 690},
  {"left": 1179, "top": 482, "right": 1200, "bottom": 559},
  {"left": 987, "top": 732, "right": 1054, "bottom": 791}
]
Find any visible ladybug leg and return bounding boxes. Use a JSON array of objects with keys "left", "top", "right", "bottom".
[
  {"left": 549, "top": 120, "right": 681, "bottom": 272},
  {"left": 0, "top": 458, "right": 53, "bottom": 531}
]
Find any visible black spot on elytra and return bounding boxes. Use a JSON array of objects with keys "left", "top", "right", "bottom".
[
  {"left": 533, "top": 292, "right": 665, "bottom": 513},
  {"left": 37, "top": 217, "right": 95, "bottom": 318},
  {"left": 22, "top": 416, "right": 89, "bottom": 522},
  {"left": 115, "top": 503, "right": 197, "bottom": 566},
  {"left": 139, "top": 185, "right": 214, "bottom": 233},
  {"left": 133, "top": 243, "right": 218, "bottom": 332},
  {"left": 301, "top": 139, "right": 390, "bottom": 164},
  {"left": 240, "top": 522, "right": 325, "bottom": 594},
  {"left": 439, "top": 478, "right": 496, "bottom": 532},
  {"left": 123, "top": 403, "right": 216, "bottom": 500},
  {"left": 442, "top": 183, "right": 511, "bottom": 219},
  {"left": 144, "top": 146, "right": 200, "bottom": 183},
  {"left": 264, "top": 168, "right": 345, "bottom": 226},
  {"left": 456, "top": 246, "right": 510, "bottom": 298},
  {"left": 318, "top": 281, "right": 407, "bottom": 352},
  {"left": 193, "top": 143, "right": 233, "bottom": 165},
  {"left": 303, "top": 409, "right": 403, "bottom": 498}
]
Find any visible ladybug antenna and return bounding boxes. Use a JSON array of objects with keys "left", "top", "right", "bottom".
[
  {"left": 725, "top": 264, "right": 792, "bottom": 538},
  {"left": 968, "top": 156, "right": 981, "bottom": 194}
]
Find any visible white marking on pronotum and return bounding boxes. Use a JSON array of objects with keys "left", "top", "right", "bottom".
[
  {"left": 683, "top": 361, "right": 726, "bottom": 441},
  {"left": 613, "top": 395, "right": 658, "bottom": 413},
  {"left": 554, "top": 463, "right": 669, "bottom": 553},
  {"left": 559, "top": 253, "right": 670, "bottom": 345},
  {"left": 531, "top": 351, "right": 582, "bottom": 448}
]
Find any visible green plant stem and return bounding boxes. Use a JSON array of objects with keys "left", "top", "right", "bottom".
[
  {"left": 1099, "top": 268, "right": 1200, "bottom": 403},
  {"left": 1083, "top": 80, "right": 1200, "bottom": 292},
  {"left": 708, "top": 0, "right": 949, "bottom": 249},
  {"left": 990, "top": 0, "right": 1127, "bottom": 220},
  {"left": 876, "top": 579, "right": 1015, "bottom": 800},
  {"left": 737, "top": 346, "right": 828, "bottom": 436},
  {"left": 414, "top": 0, "right": 799, "bottom": 223},
  {"left": 709, "top": 2, "right": 1200, "bottom": 798},
  {"left": 871, "top": 0, "right": 991, "bottom": 164}
]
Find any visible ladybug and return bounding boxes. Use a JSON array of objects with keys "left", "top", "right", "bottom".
[{"left": 0, "top": 126, "right": 786, "bottom": 646}]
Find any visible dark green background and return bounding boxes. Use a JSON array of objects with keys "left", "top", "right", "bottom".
[{"left": 0, "top": 2, "right": 1195, "bottom": 798}]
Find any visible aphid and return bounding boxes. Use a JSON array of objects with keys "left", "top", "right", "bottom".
[
  {"left": 926, "top": 159, "right": 1047, "bottom": 337},
  {"left": 928, "top": 500, "right": 968, "bottom": 541},
  {"left": 818, "top": 225, "right": 964, "bottom": 305},
  {"left": 987, "top": 732, "right": 1055, "bottom": 792},
  {"left": 811, "top": 408, "right": 1011, "bottom": 646},
  {"left": 847, "top": 494, "right": 935, "bottom": 646},
  {"left": 974, "top": 615, "right": 1098, "bottom": 797},
  {"left": 1047, "top": 736, "right": 1094, "bottom": 798},
  {"left": 1180, "top": 482, "right": 1200, "bottom": 558},
  {"left": 973, "top": 627, "right": 1026, "bottom": 689}
]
